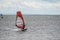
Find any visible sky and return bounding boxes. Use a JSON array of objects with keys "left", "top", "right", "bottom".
[{"left": 0, "top": 0, "right": 60, "bottom": 15}]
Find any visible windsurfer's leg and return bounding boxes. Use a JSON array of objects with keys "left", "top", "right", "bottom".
[
  {"left": 21, "top": 26, "right": 25, "bottom": 31},
  {"left": 21, "top": 25, "right": 27, "bottom": 31}
]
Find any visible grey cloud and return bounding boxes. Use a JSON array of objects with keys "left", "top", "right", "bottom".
[{"left": 42, "top": 0, "right": 60, "bottom": 3}]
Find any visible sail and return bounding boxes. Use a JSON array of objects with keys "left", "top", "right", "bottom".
[{"left": 15, "top": 11, "right": 25, "bottom": 29}]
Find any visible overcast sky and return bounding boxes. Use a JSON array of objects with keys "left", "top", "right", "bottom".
[{"left": 0, "top": 0, "right": 60, "bottom": 15}]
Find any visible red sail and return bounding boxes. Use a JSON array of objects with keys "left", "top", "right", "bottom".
[{"left": 15, "top": 11, "right": 25, "bottom": 29}]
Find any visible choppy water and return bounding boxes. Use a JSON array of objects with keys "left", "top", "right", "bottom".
[{"left": 0, "top": 15, "right": 60, "bottom": 40}]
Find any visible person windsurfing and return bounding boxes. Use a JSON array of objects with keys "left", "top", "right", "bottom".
[
  {"left": 0, "top": 14, "right": 3, "bottom": 19},
  {"left": 15, "top": 11, "right": 26, "bottom": 31}
]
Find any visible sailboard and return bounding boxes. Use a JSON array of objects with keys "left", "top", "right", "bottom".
[{"left": 15, "top": 11, "right": 25, "bottom": 30}]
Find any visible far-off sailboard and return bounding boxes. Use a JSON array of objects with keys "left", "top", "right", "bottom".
[{"left": 15, "top": 11, "right": 27, "bottom": 31}]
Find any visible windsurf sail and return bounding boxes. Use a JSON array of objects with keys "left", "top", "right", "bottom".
[{"left": 15, "top": 11, "right": 25, "bottom": 29}]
